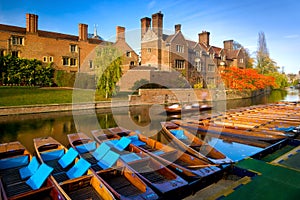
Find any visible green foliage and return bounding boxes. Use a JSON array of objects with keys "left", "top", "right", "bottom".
[
  {"left": 94, "top": 45, "right": 122, "bottom": 98},
  {"left": 266, "top": 72, "right": 289, "bottom": 89},
  {"left": 0, "top": 55, "right": 54, "bottom": 86},
  {"left": 54, "top": 70, "right": 76, "bottom": 87}
]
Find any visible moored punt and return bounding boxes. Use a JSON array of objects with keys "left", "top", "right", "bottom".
[
  {"left": 172, "top": 119, "right": 288, "bottom": 143},
  {"left": 91, "top": 133, "right": 188, "bottom": 197},
  {"left": 67, "top": 132, "right": 159, "bottom": 200},
  {"left": 0, "top": 141, "right": 65, "bottom": 200},
  {"left": 34, "top": 137, "right": 115, "bottom": 200},
  {"left": 165, "top": 103, "right": 212, "bottom": 115},
  {"left": 161, "top": 122, "right": 233, "bottom": 165}
]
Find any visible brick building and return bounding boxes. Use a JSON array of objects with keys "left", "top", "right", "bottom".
[{"left": 0, "top": 13, "right": 138, "bottom": 74}]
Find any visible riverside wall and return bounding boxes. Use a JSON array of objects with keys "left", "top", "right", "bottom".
[{"left": 0, "top": 88, "right": 269, "bottom": 116}]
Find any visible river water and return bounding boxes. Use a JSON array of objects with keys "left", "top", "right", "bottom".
[{"left": 0, "top": 89, "right": 298, "bottom": 161}]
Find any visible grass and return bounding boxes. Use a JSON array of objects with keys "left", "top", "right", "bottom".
[{"left": 0, "top": 86, "right": 113, "bottom": 106}]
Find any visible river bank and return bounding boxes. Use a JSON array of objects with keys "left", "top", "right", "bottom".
[{"left": 0, "top": 88, "right": 271, "bottom": 116}]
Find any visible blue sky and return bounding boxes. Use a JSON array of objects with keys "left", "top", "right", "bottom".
[{"left": 0, "top": 0, "right": 299, "bottom": 73}]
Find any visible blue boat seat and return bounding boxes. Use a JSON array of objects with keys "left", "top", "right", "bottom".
[
  {"left": 114, "top": 137, "right": 131, "bottom": 151},
  {"left": 276, "top": 126, "right": 295, "bottom": 132},
  {"left": 92, "top": 143, "right": 110, "bottom": 161},
  {"left": 75, "top": 141, "right": 97, "bottom": 154},
  {"left": 26, "top": 163, "right": 53, "bottom": 190},
  {"left": 128, "top": 135, "right": 146, "bottom": 146},
  {"left": 97, "top": 150, "right": 120, "bottom": 170},
  {"left": 58, "top": 147, "right": 78, "bottom": 169},
  {"left": 66, "top": 158, "right": 91, "bottom": 179},
  {"left": 120, "top": 153, "right": 141, "bottom": 163},
  {"left": 19, "top": 156, "right": 40, "bottom": 180},
  {"left": 0, "top": 155, "right": 29, "bottom": 170},
  {"left": 170, "top": 129, "right": 188, "bottom": 140},
  {"left": 40, "top": 149, "right": 64, "bottom": 162}
]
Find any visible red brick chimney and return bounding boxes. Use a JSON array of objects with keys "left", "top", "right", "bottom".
[
  {"left": 198, "top": 31, "right": 210, "bottom": 47},
  {"left": 152, "top": 11, "right": 163, "bottom": 38},
  {"left": 78, "top": 23, "right": 88, "bottom": 41},
  {"left": 26, "top": 13, "right": 38, "bottom": 33},
  {"left": 116, "top": 26, "right": 125, "bottom": 41},
  {"left": 224, "top": 40, "right": 234, "bottom": 50},
  {"left": 141, "top": 17, "right": 151, "bottom": 39},
  {"left": 175, "top": 24, "right": 181, "bottom": 33}
]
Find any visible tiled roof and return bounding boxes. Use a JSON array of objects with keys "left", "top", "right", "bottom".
[{"left": 0, "top": 24, "right": 26, "bottom": 34}]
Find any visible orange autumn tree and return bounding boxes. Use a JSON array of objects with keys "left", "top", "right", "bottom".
[{"left": 220, "top": 67, "right": 277, "bottom": 90}]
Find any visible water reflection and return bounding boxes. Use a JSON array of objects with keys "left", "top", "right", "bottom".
[{"left": 0, "top": 89, "right": 296, "bottom": 156}]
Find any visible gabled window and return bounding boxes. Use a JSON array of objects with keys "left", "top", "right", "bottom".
[
  {"left": 176, "top": 45, "right": 184, "bottom": 53},
  {"left": 240, "top": 58, "right": 244, "bottom": 63},
  {"left": 70, "top": 44, "right": 77, "bottom": 52},
  {"left": 12, "top": 36, "right": 24, "bottom": 45},
  {"left": 126, "top": 51, "right": 131, "bottom": 57},
  {"left": 89, "top": 60, "right": 93, "bottom": 69},
  {"left": 208, "top": 64, "right": 215, "bottom": 72},
  {"left": 195, "top": 60, "right": 202, "bottom": 72},
  {"left": 195, "top": 51, "right": 200, "bottom": 57}
]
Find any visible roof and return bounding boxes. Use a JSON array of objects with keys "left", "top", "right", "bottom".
[
  {"left": 222, "top": 49, "right": 240, "bottom": 59},
  {"left": 0, "top": 24, "right": 26, "bottom": 34}
]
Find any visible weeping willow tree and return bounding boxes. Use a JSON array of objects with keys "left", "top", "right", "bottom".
[{"left": 93, "top": 45, "right": 122, "bottom": 99}]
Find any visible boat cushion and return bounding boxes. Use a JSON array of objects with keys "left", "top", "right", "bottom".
[
  {"left": 26, "top": 163, "right": 53, "bottom": 190},
  {"left": 0, "top": 155, "right": 29, "bottom": 170},
  {"left": 41, "top": 149, "right": 64, "bottom": 161},
  {"left": 66, "top": 158, "right": 91, "bottom": 179},
  {"left": 92, "top": 143, "right": 110, "bottom": 161},
  {"left": 170, "top": 130, "right": 187, "bottom": 140},
  {"left": 275, "top": 126, "right": 295, "bottom": 132},
  {"left": 114, "top": 137, "right": 131, "bottom": 151},
  {"left": 153, "top": 150, "right": 165, "bottom": 156},
  {"left": 104, "top": 140, "right": 118, "bottom": 147},
  {"left": 58, "top": 147, "right": 78, "bottom": 169},
  {"left": 97, "top": 150, "right": 120, "bottom": 170},
  {"left": 19, "top": 156, "right": 40, "bottom": 179},
  {"left": 128, "top": 135, "right": 146, "bottom": 146},
  {"left": 120, "top": 153, "right": 141, "bottom": 163},
  {"left": 75, "top": 141, "right": 97, "bottom": 154}
]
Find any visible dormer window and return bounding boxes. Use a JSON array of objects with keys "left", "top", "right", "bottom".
[{"left": 176, "top": 45, "right": 184, "bottom": 53}]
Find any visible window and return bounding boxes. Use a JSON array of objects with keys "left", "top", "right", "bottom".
[
  {"left": 43, "top": 56, "right": 47, "bottom": 62},
  {"left": 49, "top": 56, "right": 53, "bottom": 62},
  {"left": 147, "top": 48, "right": 151, "bottom": 53},
  {"left": 130, "top": 61, "right": 135, "bottom": 66},
  {"left": 207, "top": 77, "right": 215, "bottom": 85},
  {"left": 175, "top": 60, "right": 185, "bottom": 69},
  {"left": 0, "top": 50, "right": 6, "bottom": 57},
  {"left": 70, "top": 44, "right": 77, "bottom": 52},
  {"left": 240, "top": 58, "right": 244, "bottom": 63},
  {"left": 176, "top": 45, "right": 184, "bottom": 53},
  {"left": 63, "top": 57, "right": 69, "bottom": 66},
  {"left": 89, "top": 60, "right": 93, "bottom": 69},
  {"left": 12, "top": 36, "right": 24, "bottom": 45},
  {"left": 70, "top": 58, "right": 77, "bottom": 66},
  {"left": 195, "top": 60, "right": 202, "bottom": 72},
  {"left": 208, "top": 64, "right": 215, "bottom": 72},
  {"left": 126, "top": 51, "right": 131, "bottom": 57},
  {"left": 195, "top": 51, "right": 200, "bottom": 57},
  {"left": 12, "top": 51, "right": 19, "bottom": 57}
]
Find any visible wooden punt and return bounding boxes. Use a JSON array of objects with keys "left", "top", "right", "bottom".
[
  {"left": 67, "top": 132, "right": 159, "bottom": 200},
  {"left": 181, "top": 119, "right": 290, "bottom": 141},
  {"left": 161, "top": 122, "right": 233, "bottom": 164},
  {"left": 124, "top": 133, "right": 221, "bottom": 182},
  {"left": 91, "top": 132, "right": 188, "bottom": 196},
  {"left": 0, "top": 141, "right": 65, "bottom": 200},
  {"left": 165, "top": 104, "right": 212, "bottom": 115},
  {"left": 34, "top": 137, "right": 115, "bottom": 200}
]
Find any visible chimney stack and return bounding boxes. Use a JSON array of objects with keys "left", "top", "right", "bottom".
[
  {"left": 175, "top": 24, "right": 181, "bottom": 33},
  {"left": 78, "top": 23, "right": 88, "bottom": 41},
  {"left": 141, "top": 17, "right": 151, "bottom": 39},
  {"left": 26, "top": 13, "right": 38, "bottom": 33},
  {"left": 198, "top": 31, "right": 210, "bottom": 47},
  {"left": 224, "top": 40, "right": 234, "bottom": 50},
  {"left": 152, "top": 12, "right": 163, "bottom": 38},
  {"left": 116, "top": 26, "right": 125, "bottom": 41}
]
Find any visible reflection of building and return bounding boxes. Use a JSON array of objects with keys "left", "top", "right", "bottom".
[{"left": 0, "top": 13, "right": 138, "bottom": 73}]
